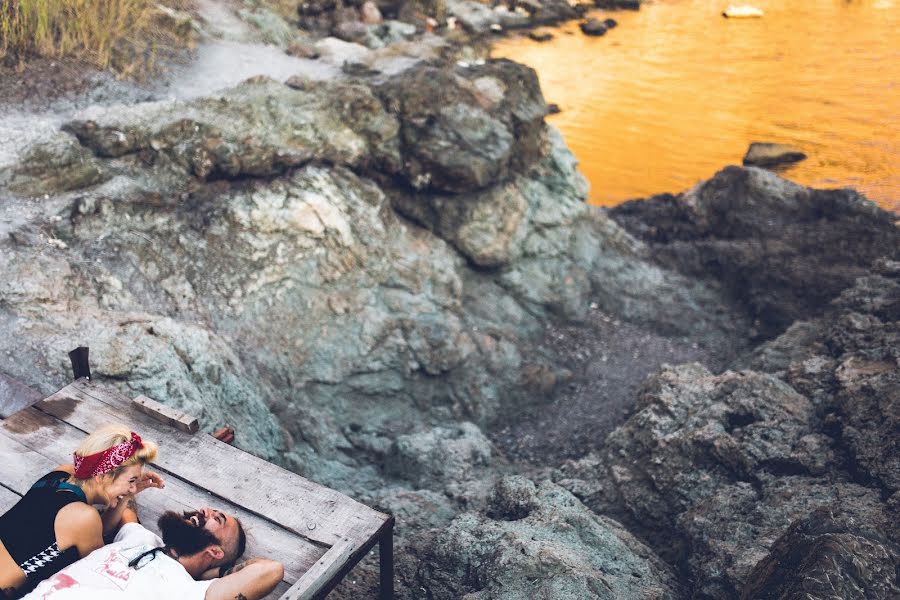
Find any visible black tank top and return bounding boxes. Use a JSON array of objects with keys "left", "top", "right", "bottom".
[{"left": 0, "top": 471, "right": 87, "bottom": 595}]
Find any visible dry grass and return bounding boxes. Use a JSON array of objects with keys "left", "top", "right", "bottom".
[{"left": 0, "top": 0, "right": 193, "bottom": 76}]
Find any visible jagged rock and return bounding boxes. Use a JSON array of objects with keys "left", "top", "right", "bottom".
[
  {"left": 63, "top": 77, "right": 401, "bottom": 180},
  {"left": 445, "top": 0, "right": 528, "bottom": 34},
  {"left": 385, "top": 423, "right": 492, "bottom": 491},
  {"left": 375, "top": 59, "right": 548, "bottom": 193},
  {"left": 555, "top": 260, "right": 900, "bottom": 598},
  {"left": 3, "top": 133, "right": 108, "bottom": 196},
  {"left": 370, "top": 19, "right": 418, "bottom": 44},
  {"left": 609, "top": 166, "right": 900, "bottom": 338},
  {"left": 745, "top": 264, "right": 900, "bottom": 494},
  {"left": 742, "top": 142, "right": 806, "bottom": 168},
  {"left": 414, "top": 479, "right": 685, "bottom": 599},
  {"left": 740, "top": 508, "right": 900, "bottom": 600}
]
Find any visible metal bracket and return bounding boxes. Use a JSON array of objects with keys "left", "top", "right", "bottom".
[{"left": 68, "top": 347, "right": 91, "bottom": 380}]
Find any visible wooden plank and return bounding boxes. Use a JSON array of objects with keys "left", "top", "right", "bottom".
[
  {"left": 0, "top": 486, "right": 21, "bottom": 513},
  {"left": 0, "top": 373, "right": 43, "bottom": 419},
  {"left": 0, "top": 409, "right": 326, "bottom": 583},
  {"left": 278, "top": 538, "right": 358, "bottom": 600},
  {"left": 40, "top": 380, "right": 388, "bottom": 547},
  {"left": 132, "top": 395, "right": 199, "bottom": 434}
]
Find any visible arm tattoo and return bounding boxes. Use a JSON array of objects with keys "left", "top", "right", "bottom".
[
  {"left": 126, "top": 497, "right": 138, "bottom": 512},
  {"left": 235, "top": 595, "right": 248, "bottom": 600}
]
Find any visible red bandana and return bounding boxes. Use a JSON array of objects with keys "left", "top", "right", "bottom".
[{"left": 73, "top": 432, "right": 144, "bottom": 479}]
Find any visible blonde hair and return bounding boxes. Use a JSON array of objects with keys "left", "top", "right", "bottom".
[{"left": 72, "top": 423, "right": 158, "bottom": 482}]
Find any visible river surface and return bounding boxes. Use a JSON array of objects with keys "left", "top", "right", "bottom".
[{"left": 492, "top": 0, "right": 899, "bottom": 212}]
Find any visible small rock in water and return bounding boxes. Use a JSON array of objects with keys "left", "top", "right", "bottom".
[
  {"left": 743, "top": 142, "right": 807, "bottom": 168},
  {"left": 595, "top": 0, "right": 640, "bottom": 9},
  {"left": 580, "top": 17, "right": 607, "bottom": 35},
  {"left": 529, "top": 28, "right": 555, "bottom": 42},
  {"left": 548, "top": 103, "right": 562, "bottom": 114},
  {"left": 604, "top": 17, "right": 618, "bottom": 28}
]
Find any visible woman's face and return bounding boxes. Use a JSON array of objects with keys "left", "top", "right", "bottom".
[{"left": 101, "top": 464, "right": 142, "bottom": 507}]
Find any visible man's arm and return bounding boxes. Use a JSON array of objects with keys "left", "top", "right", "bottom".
[
  {"left": 204, "top": 559, "right": 284, "bottom": 600},
  {"left": 101, "top": 495, "right": 141, "bottom": 537}
]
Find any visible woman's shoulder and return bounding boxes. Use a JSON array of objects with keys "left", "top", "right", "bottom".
[{"left": 56, "top": 501, "right": 102, "bottom": 533}]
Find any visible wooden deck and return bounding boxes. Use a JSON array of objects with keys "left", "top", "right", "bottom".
[{"left": 0, "top": 378, "right": 394, "bottom": 599}]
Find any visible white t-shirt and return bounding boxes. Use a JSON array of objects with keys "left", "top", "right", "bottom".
[{"left": 22, "top": 523, "right": 213, "bottom": 600}]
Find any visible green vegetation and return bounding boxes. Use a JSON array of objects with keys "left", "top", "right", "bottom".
[{"left": 0, "top": 0, "right": 192, "bottom": 75}]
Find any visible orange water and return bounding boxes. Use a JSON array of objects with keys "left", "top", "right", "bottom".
[{"left": 492, "top": 0, "right": 900, "bottom": 213}]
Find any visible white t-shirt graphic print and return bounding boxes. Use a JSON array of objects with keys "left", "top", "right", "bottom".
[{"left": 22, "top": 523, "right": 214, "bottom": 599}]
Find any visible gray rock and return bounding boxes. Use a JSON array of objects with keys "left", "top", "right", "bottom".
[
  {"left": 238, "top": 8, "right": 296, "bottom": 48},
  {"left": 414, "top": 478, "right": 685, "bottom": 599},
  {"left": 3, "top": 133, "right": 108, "bottom": 196},
  {"left": 386, "top": 423, "right": 493, "bottom": 491}
]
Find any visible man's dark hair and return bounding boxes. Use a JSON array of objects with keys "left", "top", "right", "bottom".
[
  {"left": 230, "top": 518, "right": 247, "bottom": 564},
  {"left": 158, "top": 511, "right": 219, "bottom": 556}
]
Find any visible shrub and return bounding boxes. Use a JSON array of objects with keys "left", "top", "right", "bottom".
[{"left": 0, "top": 0, "right": 192, "bottom": 75}]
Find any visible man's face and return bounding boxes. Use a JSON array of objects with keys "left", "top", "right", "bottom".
[
  {"left": 194, "top": 507, "right": 240, "bottom": 558},
  {"left": 158, "top": 507, "right": 240, "bottom": 562}
]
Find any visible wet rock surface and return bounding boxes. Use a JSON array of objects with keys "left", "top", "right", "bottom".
[{"left": 2, "top": 26, "right": 899, "bottom": 600}]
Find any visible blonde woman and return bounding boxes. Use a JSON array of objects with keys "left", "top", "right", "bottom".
[{"left": 0, "top": 424, "right": 163, "bottom": 598}]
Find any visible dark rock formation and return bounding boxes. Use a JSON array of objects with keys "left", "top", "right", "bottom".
[
  {"left": 556, "top": 259, "right": 900, "bottom": 599},
  {"left": 609, "top": 166, "right": 900, "bottom": 339},
  {"left": 740, "top": 508, "right": 900, "bottom": 600},
  {"left": 743, "top": 142, "right": 807, "bottom": 168},
  {"left": 580, "top": 17, "right": 608, "bottom": 35},
  {"left": 595, "top": 0, "right": 640, "bottom": 9},
  {"left": 375, "top": 59, "right": 548, "bottom": 193}
]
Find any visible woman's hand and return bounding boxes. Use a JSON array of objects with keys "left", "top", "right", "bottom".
[{"left": 135, "top": 471, "right": 165, "bottom": 494}]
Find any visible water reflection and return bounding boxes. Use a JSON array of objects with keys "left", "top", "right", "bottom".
[{"left": 493, "top": 0, "right": 899, "bottom": 212}]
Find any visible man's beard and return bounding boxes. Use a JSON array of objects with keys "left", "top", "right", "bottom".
[{"left": 158, "top": 511, "right": 220, "bottom": 557}]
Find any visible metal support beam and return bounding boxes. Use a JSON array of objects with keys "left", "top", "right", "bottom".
[
  {"left": 379, "top": 519, "right": 394, "bottom": 600},
  {"left": 68, "top": 347, "right": 91, "bottom": 381}
]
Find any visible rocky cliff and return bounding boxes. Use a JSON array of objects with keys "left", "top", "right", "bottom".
[{"left": 1, "top": 52, "right": 897, "bottom": 599}]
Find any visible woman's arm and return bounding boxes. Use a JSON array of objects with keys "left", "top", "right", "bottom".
[{"left": 54, "top": 503, "right": 104, "bottom": 558}]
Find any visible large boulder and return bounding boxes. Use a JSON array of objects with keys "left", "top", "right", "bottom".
[
  {"left": 555, "top": 259, "right": 900, "bottom": 599},
  {"left": 609, "top": 166, "right": 900, "bottom": 339},
  {"left": 740, "top": 508, "right": 900, "bottom": 600},
  {"left": 414, "top": 478, "right": 685, "bottom": 599},
  {"left": 375, "top": 59, "right": 548, "bottom": 193}
]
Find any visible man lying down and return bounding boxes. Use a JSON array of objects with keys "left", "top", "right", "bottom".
[{"left": 22, "top": 498, "right": 283, "bottom": 600}]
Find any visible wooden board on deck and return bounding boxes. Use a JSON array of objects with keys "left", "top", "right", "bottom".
[
  {"left": 0, "top": 379, "right": 393, "bottom": 600},
  {"left": 0, "top": 373, "right": 43, "bottom": 419}
]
